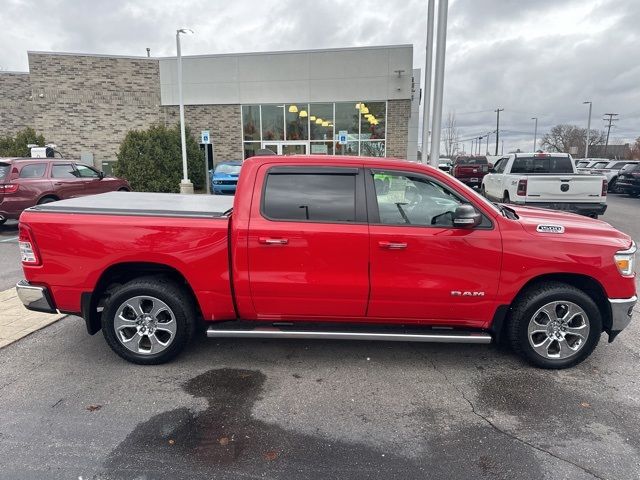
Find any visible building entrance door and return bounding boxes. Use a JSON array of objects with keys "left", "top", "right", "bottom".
[{"left": 262, "top": 142, "right": 308, "bottom": 155}]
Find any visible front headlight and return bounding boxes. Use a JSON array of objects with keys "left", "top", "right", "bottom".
[{"left": 614, "top": 242, "right": 636, "bottom": 276}]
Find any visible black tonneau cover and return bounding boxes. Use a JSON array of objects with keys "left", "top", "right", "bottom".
[{"left": 29, "top": 192, "right": 234, "bottom": 219}]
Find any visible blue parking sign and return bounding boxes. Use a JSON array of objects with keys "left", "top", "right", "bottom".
[{"left": 201, "top": 130, "right": 210, "bottom": 144}]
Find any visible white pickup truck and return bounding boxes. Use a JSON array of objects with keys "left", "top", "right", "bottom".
[{"left": 481, "top": 152, "right": 607, "bottom": 218}]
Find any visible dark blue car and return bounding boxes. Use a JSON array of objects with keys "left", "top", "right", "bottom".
[{"left": 210, "top": 161, "right": 242, "bottom": 195}]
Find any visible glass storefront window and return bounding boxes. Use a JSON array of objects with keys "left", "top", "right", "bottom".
[
  {"left": 242, "top": 105, "right": 261, "bottom": 141},
  {"left": 243, "top": 142, "right": 261, "bottom": 159},
  {"left": 309, "top": 103, "right": 334, "bottom": 141},
  {"left": 242, "top": 101, "right": 386, "bottom": 158},
  {"left": 360, "top": 141, "right": 385, "bottom": 157},
  {"left": 310, "top": 141, "right": 334, "bottom": 155},
  {"left": 335, "top": 141, "right": 359, "bottom": 156},
  {"left": 261, "top": 105, "right": 284, "bottom": 141},
  {"left": 359, "top": 102, "right": 386, "bottom": 140},
  {"left": 286, "top": 104, "right": 308, "bottom": 141},
  {"left": 335, "top": 102, "right": 360, "bottom": 141}
]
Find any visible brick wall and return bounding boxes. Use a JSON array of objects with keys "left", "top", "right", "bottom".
[
  {"left": 0, "top": 72, "right": 34, "bottom": 137},
  {"left": 386, "top": 99, "right": 411, "bottom": 159},
  {"left": 162, "top": 105, "right": 243, "bottom": 161},
  {"left": 28, "top": 53, "right": 163, "bottom": 163}
]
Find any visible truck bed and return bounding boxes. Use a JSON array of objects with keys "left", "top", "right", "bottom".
[{"left": 29, "top": 191, "right": 234, "bottom": 218}]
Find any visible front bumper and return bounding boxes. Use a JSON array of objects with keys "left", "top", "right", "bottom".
[
  {"left": 15, "top": 280, "right": 57, "bottom": 313},
  {"left": 608, "top": 295, "right": 637, "bottom": 341}
]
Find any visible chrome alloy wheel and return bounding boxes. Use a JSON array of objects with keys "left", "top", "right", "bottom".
[
  {"left": 113, "top": 296, "right": 177, "bottom": 355},
  {"left": 527, "top": 301, "right": 590, "bottom": 360}
]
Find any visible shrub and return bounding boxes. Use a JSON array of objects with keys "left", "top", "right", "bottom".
[
  {"left": 114, "top": 124, "right": 205, "bottom": 192},
  {"left": 0, "top": 128, "right": 46, "bottom": 157}
]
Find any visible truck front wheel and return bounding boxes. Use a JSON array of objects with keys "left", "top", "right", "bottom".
[
  {"left": 507, "top": 282, "right": 602, "bottom": 369},
  {"left": 101, "top": 276, "right": 195, "bottom": 365}
]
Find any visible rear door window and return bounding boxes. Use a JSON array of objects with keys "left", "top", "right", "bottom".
[
  {"left": 19, "top": 163, "right": 47, "bottom": 179},
  {"left": 511, "top": 156, "right": 573, "bottom": 174},
  {"left": 263, "top": 170, "right": 358, "bottom": 222},
  {"left": 620, "top": 164, "right": 639, "bottom": 174},
  {"left": 52, "top": 164, "right": 78, "bottom": 179}
]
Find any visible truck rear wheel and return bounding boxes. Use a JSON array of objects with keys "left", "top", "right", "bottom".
[
  {"left": 101, "top": 276, "right": 195, "bottom": 365},
  {"left": 507, "top": 281, "right": 602, "bottom": 369}
]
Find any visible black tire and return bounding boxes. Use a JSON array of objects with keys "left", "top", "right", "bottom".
[
  {"left": 507, "top": 281, "right": 602, "bottom": 369},
  {"left": 0, "top": 218, "right": 6, "bottom": 225},
  {"left": 38, "top": 196, "right": 58, "bottom": 205},
  {"left": 608, "top": 177, "right": 617, "bottom": 193},
  {"left": 630, "top": 190, "right": 640, "bottom": 198},
  {"left": 101, "top": 276, "right": 195, "bottom": 365},
  {"left": 502, "top": 191, "right": 510, "bottom": 203},
  {"left": 118, "top": 187, "right": 130, "bottom": 192}
]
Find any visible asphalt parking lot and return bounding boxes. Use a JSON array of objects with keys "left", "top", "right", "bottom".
[{"left": 1, "top": 195, "right": 639, "bottom": 480}]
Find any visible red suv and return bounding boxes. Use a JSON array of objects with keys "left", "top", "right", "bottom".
[
  {"left": 452, "top": 155, "right": 489, "bottom": 188},
  {"left": 0, "top": 158, "right": 130, "bottom": 224}
]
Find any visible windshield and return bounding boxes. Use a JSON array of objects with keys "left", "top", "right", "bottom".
[
  {"left": 511, "top": 155, "right": 573, "bottom": 174},
  {"left": 576, "top": 161, "right": 589, "bottom": 168},
  {"left": 214, "top": 164, "right": 242, "bottom": 175},
  {"left": 620, "top": 163, "right": 639, "bottom": 173},
  {"left": 0, "top": 163, "right": 10, "bottom": 181},
  {"left": 455, "top": 156, "right": 488, "bottom": 165},
  {"left": 592, "top": 161, "right": 608, "bottom": 169}
]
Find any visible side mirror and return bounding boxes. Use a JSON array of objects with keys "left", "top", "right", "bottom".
[
  {"left": 488, "top": 167, "right": 495, "bottom": 173},
  {"left": 98, "top": 171, "right": 104, "bottom": 179},
  {"left": 453, "top": 204, "right": 481, "bottom": 228}
]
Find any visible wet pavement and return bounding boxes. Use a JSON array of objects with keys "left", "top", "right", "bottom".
[{"left": 0, "top": 194, "right": 639, "bottom": 479}]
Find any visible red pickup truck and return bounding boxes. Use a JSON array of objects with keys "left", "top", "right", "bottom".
[{"left": 16, "top": 155, "right": 637, "bottom": 369}]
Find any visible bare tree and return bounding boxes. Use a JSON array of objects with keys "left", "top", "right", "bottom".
[
  {"left": 540, "top": 124, "right": 607, "bottom": 157},
  {"left": 629, "top": 136, "right": 640, "bottom": 160},
  {"left": 442, "top": 111, "right": 459, "bottom": 158}
]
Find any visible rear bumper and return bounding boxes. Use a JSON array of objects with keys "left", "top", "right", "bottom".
[
  {"left": 608, "top": 296, "right": 636, "bottom": 337},
  {"left": 616, "top": 180, "right": 640, "bottom": 192},
  {"left": 15, "top": 280, "right": 57, "bottom": 313},
  {"left": 457, "top": 177, "right": 483, "bottom": 187},
  {"left": 522, "top": 201, "right": 607, "bottom": 216}
]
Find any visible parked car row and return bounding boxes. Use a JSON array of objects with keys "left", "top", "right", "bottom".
[
  {"left": 577, "top": 159, "right": 640, "bottom": 195},
  {"left": 0, "top": 157, "right": 130, "bottom": 224}
]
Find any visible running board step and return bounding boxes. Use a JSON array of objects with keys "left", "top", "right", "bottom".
[{"left": 206, "top": 328, "right": 492, "bottom": 344}]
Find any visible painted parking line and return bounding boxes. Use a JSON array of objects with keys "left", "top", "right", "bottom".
[{"left": 0, "top": 236, "right": 19, "bottom": 243}]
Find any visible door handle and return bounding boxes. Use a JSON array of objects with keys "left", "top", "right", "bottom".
[
  {"left": 378, "top": 241, "right": 407, "bottom": 250},
  {"left": 259, "top": 237, "right": 289, "bottom": 245}
]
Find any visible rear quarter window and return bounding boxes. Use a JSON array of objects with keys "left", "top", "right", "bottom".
[
  {"left": 0, "top": 163, "right": 10, "bottom": 180},
  {"left": 19, "top": 163, "right": 47, "bottom": 179},
  {"left": 620, "top": 164, "right": 639, "bottom": 173}
]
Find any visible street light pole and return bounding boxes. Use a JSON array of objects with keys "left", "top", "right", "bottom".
[
  {"left": 583, "top": 101, "right": 592, "bottom": 159},
  {"left": 177, "top": 28, "right": 194, "bottom": 194},
  {"left": 429, "top": 0, "right": 449, "bottom": 167},
  {"left": 421, "top": 0, "right": 435, "bottom": 164},
  {"left": 494, "top": 108, "right": 503, "bottom": 155},
  {"left": 531, "top": 117, "right": 538, "bottom": 152}
]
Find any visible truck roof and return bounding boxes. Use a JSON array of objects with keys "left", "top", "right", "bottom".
[{"left": 245, "top": 154, "right": 430, "bottom": 170}]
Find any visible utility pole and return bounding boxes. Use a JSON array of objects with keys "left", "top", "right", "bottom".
[
  {"left": 501, "top": 140, "right": 504, "bottom": 155},
  {"left": 583, "top": 101, "right": 592, "bottom": 158},
  {"left": 429, "top": 0, "right": 449, "bottom": 166},
  {"left": 477, "top": 136, "right": 483, "bottom": 155},
  {"left": 421, "top": 0, "right": 435, "bottom": 164},
  {"left": 531, "top": 117, "right": 538, "bottom": 152},
  {"left": 603, "top": 113, "right": 618, "bottom": 157},
  {"left": 471, "top": 139, "right": 475, "bottom": 155},
  {"left": 485, "top": 132, "right": 490, "bottom": 155},
  {"left": 494, "top": 108, "right": 504, "bottom": 155}
]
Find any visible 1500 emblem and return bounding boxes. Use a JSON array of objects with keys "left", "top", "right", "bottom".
[
  {"left": 536, "top": 224, "right": 565, "bottom": 234},
  {"left": 451, "top": 291, "right": 485, "bottom": 297}
]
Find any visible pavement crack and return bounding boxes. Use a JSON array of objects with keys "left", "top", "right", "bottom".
[{"left": 413, "top": 346, "right": 606, "bottom": 480}]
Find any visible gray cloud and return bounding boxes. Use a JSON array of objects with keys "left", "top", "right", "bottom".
[{"left": 0, "top": 0, "right": 638, "bottom": 152}]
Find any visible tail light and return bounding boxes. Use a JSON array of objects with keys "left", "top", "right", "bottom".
[
  {"left": 481, "top": 165, "right": 488, "bottom": 172},
  {"left": 517, "top": 179, "right": 527, "bottom": 196},
  {"left": 602, "top": 179, "right": 607, "bottom": 196},
  {"left": 0, "top": 184, "right": 18, "bottom": 194},
  {"left": 19, "top": 224, "right": 41, "bottom": 265}
]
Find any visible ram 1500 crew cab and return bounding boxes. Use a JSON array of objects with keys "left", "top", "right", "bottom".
[
  {"left": 16, "top": 155, "right": 637, "bottom": 369},
  {"left": 481, "top": 152, "right": 607, "bottom": 218}
]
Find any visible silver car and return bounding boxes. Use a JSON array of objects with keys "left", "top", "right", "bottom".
[{"left": 590, "top": 160, "right": 640, "bottom": 192}]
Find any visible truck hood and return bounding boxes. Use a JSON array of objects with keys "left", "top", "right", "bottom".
[{"left": 508, "top": 204, "right": 632, "bottom": 249}]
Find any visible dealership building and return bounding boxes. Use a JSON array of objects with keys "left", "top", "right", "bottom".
[{"left": 0, "top": 45, "right": 420, "bottom": 172}]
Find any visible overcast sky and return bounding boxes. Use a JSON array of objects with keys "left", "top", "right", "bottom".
[{"left": 1, "top": 0, "right": 638, "bottom": 153}]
